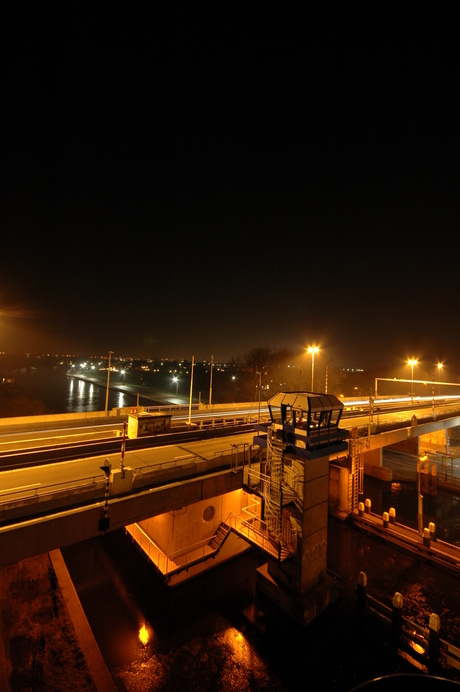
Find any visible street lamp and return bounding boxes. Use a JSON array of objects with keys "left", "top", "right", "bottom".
[
  {"left": 173, "top": 376, "right": 178, "bottom": 395},
  {"left": 307, "top": 346, "right": 319, "bottom": 392},
  {"left": 408, "top": 358, "right": 418, "bottom": 402},
  {"left": 437, "top": 362, "right": 443, "bottom": 397}
]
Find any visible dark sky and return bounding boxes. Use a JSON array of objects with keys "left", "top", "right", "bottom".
[{"left": 2, "top": 4, "right": 459, "bottom": 376}]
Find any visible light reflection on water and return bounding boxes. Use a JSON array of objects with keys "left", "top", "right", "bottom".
[
  {"left": 115, "top": 626, "right": 276, "bottom": 692},
  {"left": 13, "top": 367, "right": 138, "bottom": 413}
]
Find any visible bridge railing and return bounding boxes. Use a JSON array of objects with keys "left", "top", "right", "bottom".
[
  {"left": 0, "top": 438, "right": 262, "bottom": 527},
  {"left": 0, "top": 474, "right": 106, "bottom": 523},
  {"left": 125, "top": 522, "right": 215, "bottom": 576},
  {"left": 126, "top": 506, "right": 297, "bottom": 580}
]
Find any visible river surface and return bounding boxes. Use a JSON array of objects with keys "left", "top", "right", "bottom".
[
  {"left": 9, "top": 365, "right": 148, "bottom": 413},
  {"left": 7, "top": 367, "right": 460, "bottom": 689}
]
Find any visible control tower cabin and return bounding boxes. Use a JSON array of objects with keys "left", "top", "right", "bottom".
[{"left": 267, "top": 391, "right": 348, "bottom": 458}]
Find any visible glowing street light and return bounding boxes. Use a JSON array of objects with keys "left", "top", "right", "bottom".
[
  {"left": 173, "top": 376, "right": 178, "bottom": 395},
  {"left": 437, "top": 362, "right": 443, "bottom": 397},
  {"left": 307, "top": 346, "right": 319, "bottom": 391},
  {"left": 408, "top": 358, "right": 418, "bottom": 402}
]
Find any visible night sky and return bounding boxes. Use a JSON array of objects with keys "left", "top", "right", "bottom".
[{"left": 2, "top": 5, "right": 459, "bottom": 376}]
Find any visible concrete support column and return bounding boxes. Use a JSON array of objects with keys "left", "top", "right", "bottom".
[
  {"left": 260, "top": 451, "right": 341, "bottom": 625},
  {"left": 298, "top": 455, "right": 330, "bottom": 594},
  {"left": 267, "top": 454, "right": 330, "bottom": 596},
  {"left": 328, "top": 464, "right": 350, "bottom": 520}
]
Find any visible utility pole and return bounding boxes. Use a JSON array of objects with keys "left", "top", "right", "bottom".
[
  {"left": 105, "top": 350, "right": 113, "bottom": 415},
  {"left": 256, "top": 370, "right": 262, "bottom": 423},
  {"left": 120, "top": 420, "right": 126, "bottom": 479},
  {"left": 98, "top": 459, "right": 111, "bottom": 533}
]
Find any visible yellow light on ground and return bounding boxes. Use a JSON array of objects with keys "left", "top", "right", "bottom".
[{"left": 139, "top": 623, "right": 149, "bottom": 645}]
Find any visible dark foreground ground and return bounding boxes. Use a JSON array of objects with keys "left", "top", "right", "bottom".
[{"left": 1, "top": 516, "right": 460, "bottom": 691}]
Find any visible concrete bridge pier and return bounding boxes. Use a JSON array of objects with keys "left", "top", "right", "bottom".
[{"left": 255, "top": 451, "right": 340, "bottom": 626}]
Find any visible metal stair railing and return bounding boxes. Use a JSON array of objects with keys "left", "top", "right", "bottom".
[{"left": 225, "top": 511, "right": 295, "bottom": 560}]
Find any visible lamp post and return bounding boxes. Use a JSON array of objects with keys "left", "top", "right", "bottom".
[
  {"left": 209, "top": 354, "right": 213, "bottom": 406},
  {"left": 308, "top": 346, "right": 319, "bottom": 392},
  {"left": 256, "top": 370, "right": 262, "bottom": 423},
  {"left": 417, "top": 454, "right": 427, "bottom": 536},
  {"left": 173, "top": 376, "right": 178, "bottom": 395},
  {"left": 105, "top": 351, "right": 113, "bottom": 414},
  {"left": 437, "top": 362, "right": 443, "bottom": 397},
  {"left": 408, "top": 358, "right": 418, "bottom": 402},
  {"left": 188, "top": 356, "right": 194, "bottom": 425}
]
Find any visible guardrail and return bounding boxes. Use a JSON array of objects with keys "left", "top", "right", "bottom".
[
  {"left": 126, "top": 522, "right": 216, "bottom": 577},
  {"left": 126, "top": 506, "right": 296, "bottom": 580},
  {"left": 0, "top": 474, "right": 106, "bottom": 522},
  {"left": 357, "top": 577, "right": 460, "bottom": 673},
  {"left": 0, "top": 439, "right": 262, "bottom": 527}
]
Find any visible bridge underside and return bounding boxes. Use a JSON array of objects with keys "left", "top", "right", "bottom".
[
  {"left": 352, "top": 417, "right": 460, "bottom": 482},
  {"left": 0, "top": 468, "right": 244, "bottom": 568}
]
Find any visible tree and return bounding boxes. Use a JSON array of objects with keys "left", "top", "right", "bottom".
[{"left": 0, "top": 391, "right": 48, "bottom": 418}]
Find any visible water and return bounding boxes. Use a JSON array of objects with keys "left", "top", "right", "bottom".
[{"left": 10, "top": 366, "right": 140, "bottom": 414}]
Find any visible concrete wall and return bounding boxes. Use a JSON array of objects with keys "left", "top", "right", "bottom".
[
  {"left": 328, "top": 464, "right": 349, "bottom": 519},
  {"left": 362, "top": 448, "right": 382, "bottom": 472},
  {"left": 387, "top": 437, "right": 420, "bottom": 454},
  {"left": 0, "top": 410, "right": 116, "bottom": 429},
  {"left": 448, "top": 425, "right": 460, "bottom": 444},
  {"left": 139, "top": 488, "right": 256, "bottom": 554},
  {"left": 419, "top": 429, "right": 446, "bottom": 448}
]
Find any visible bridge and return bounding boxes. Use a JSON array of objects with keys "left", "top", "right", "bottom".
[{"left": 1, "top": 393, "right": 460, "bottom": 622}]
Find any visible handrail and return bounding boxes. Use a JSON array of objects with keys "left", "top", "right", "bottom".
[
  {"left": 126, "top": 523, "right": 218, "bottom": 576},
  {"left": 0, "top": 474, "right": 104, "bottom": 504},
  {"left": 127, "top": 503, "right": 297, "bottom": 579},
  {"left": 132, "top": 455, "right": 202, "bottom": 475}
]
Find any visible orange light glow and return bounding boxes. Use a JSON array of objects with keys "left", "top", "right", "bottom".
[
  {"left": 409, "top": 638, "right": 425, "bottom": 656},
  {"left": 139, "top": 623, "right": 149, "bottom": 645}
]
